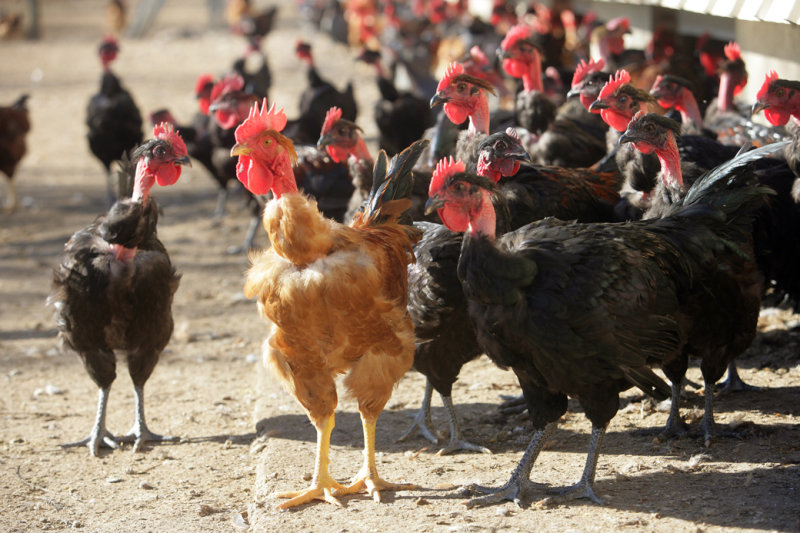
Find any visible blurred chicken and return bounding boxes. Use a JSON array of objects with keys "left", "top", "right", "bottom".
[
  {"left": 287, "top": 41, "right": 358, "bottom": 144},
  {"left": 231, "top": 99, "right": 426, "bottom": 509},
  {"left": 86, "top": 35, "right": 143, "bottom": 204},
  {"left": 357, "top": 48, "right": 434, "bottom": 156},
  {"left": 51, "top": 123, "right": 190, "bottom": 457},
  {"left": 106, "top": 0, "right": 126, "bottom": 36},
  {"left": 0, "top": 94, "right": 30, "bottom": 212}
]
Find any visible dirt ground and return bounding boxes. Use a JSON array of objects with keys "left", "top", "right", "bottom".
[{"left": 1, "top": 1, "right": 799, "bottom": 532}]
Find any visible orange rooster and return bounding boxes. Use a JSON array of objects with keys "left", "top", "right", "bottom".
[{"left": 230, "top": 99, "right": 427, "bottom": 509}]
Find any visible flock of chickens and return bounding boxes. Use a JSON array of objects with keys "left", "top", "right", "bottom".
[{"left": 4, "top": 0, "right": 799, "bottom": 512}]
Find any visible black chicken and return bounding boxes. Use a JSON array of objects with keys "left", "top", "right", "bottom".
[
  {"left": 51, "top": 123, "right": 190, "bottom": 457},
  {"left": 425, "top": 140, "right": 779, "bottom": 507},
  {"left": 619, "top": 112, "right": 769, "bottom": 443},
  {"left": 357, "top": 48, "right": 434, "bottom": 157},
  {"left": 0, "top": 93, "right": 30, "bottom": 212},
  {"left": 285, "top": 41, "right": 357, "bottom": 145},
  {"left": 86, "top": 35, "right": 143, "bottom": 204}
]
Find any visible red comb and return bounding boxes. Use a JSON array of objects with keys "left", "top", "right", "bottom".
[
  {"left": 321, "top": 106, "right": 342, "bottom": 135},
  {"left": 437, "top": 62, "right": 465, "bottom": 92},
  {"left": 724, "top": 41, "right": 741, "bottom": 61},
  {"left": 101, "top": 34, "right": 118, "bottom": 47},
  {"left": 500, "top": 24, "right": 532, "bottom": 51},
  {"left": 209, "top": 74, "right": 244, "bottom": 104},
  {"left": 571, "top": 58, "right": 605, "bottom": 88},
  {"left": 598, "top": 69, "right": 631, "bottom": 102},
  {"left": 153, "top": 122, "right": 188, "bottom": 157},
  {"left": 469, "top": 45, "right": 489, "bottom": 68},
  {"left": 234, "top": 99, "right": 287, "bottom": 143},
  {"left": 756, "top": 70, "right": 779, "bottom": 101},
  {"left": 430, "top": 156, "right": 466, "bottom": 196},
  {"left": 607, "top": 16, "right": 629, "bottom": 32},
  {"left": 195, "top": 73, "right": 215, "bottom": 96}
]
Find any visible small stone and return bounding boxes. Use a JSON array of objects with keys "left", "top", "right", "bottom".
[
  {"left": 106, "top": 476, "right": 123, "bottom": 484},
  {"left": 139, "top": 482, "right": 155, "bottom": 490}
]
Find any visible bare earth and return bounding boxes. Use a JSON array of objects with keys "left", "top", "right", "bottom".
[{"left": 1, "top": 2, "right": 799, "bottom": 532}]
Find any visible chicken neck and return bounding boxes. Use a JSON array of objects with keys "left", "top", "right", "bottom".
[
  {"left": 676, "top": 88, "right": 704, "bottom": 130},
  {"left": 717, "top": 72, "right": 737, "bottom": 113},
  {"left": 468, "top": 189, "right": 497, "bottom": 238},
  {"left": 653, "top": 131, "right": 683, "bottom": 189},
  {"left": 469, "top": 96, "right": 491, "bottom": 136},
  {"left": 520, "top": 53, "right": 543, "bottom": 94}
]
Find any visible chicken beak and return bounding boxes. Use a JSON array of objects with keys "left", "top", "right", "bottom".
[
  {"left": 751, "top": 101, "right": 769, "bottom": 116},
  {"left": 316, "top": 133, "right": 334, "bottom": 150},
  {"left": 424, "top": 195, "right": 445, "bottom": 215},
  {"left": 430, "top": 92, "right": 449, "bottom": 108},
  {"left": 230, "top": 143, "right": 251, "bottom": 157},
  {"left": 588, "top": 100, "right": 608, "bottom": 112},
  {"left": 618, "top": 132, "right": 636, "bottom": 145},
  {"left": 565, "top": 87, "right": 581, "bottom": 99},
  {"left": 175, "top": 155, "right": 192, "bottom": 167}
]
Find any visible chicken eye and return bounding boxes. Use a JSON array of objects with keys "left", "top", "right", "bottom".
[
  {"left": 154, "top": 145, "right": 166, "bottom": 158},
  {"left": 456, "top": 82, "right": 467, "bottom": 93},
  {"left": 618, "top": 95, "right": 628, "bottom": 104}
]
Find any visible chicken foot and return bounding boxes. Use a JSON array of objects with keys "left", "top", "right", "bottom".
[
  {"left": 275, "top": 415, "right": 347, "bottom": 509},
  {"left": 716, "top": 360, "right": 759, "bottom": 394},
  {"left": 335, "top": 414, "right": 417, "bottom": 502},
  {"left": 461, "top": 423, "right": 554, "bottom": 508},
  {"left": 544, "top": 424, "right": 606, "bottom": 505},
  {"left": 436, "top": 394, "right": 491, "bottom": 455},
  {"left": 61, "top": 387, "right": 120, "bottom": 457},
  {"left": 396, "top": 379, "right": 439, "bottom": 444},
  {"left": 116, "top": 385, "right": 178, "bottom": 452}
]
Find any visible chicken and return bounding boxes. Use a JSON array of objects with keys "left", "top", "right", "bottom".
[
  {"left": 529, "top": 58, "right": 609, "bottom": 168},
  {"left": 357, "top": 48, "right": 435, "bottom": 156},
  {"left": 498, "top": 24, "right": 556, "bottom": 136},
  {"left": 50, "top": 123, "right": 190, "bottom": 457},
  {"left": 425, "top": 140, "right": 779, "bottom": 507},
  {"left": 316, "top": 106, "right": 373, "bottom": 221},
  {"left": 231, "top": 99, "right": 426, "bottom": 509},
  {"left": 619, "top": 112, "right": 768, "bottom": 439},
  {"left": 429, "top": 61, "right": 495, "bottom": 166},
  {"left": 649, "top": 74, "right": 708, "bottom": 135},
  {"left": 286, "top": 41, "right": 358, "bottom": 145},
  {"left": 149, "top": 74, "right": 226, "bottom": 220},
  {"left": 87, "top": 35, "right": 144, "bottom": 204},
  {"left": 750, "top": 72, "right": 800, "bottom": 310},
  {"left": 0, "top": 94, "right": 30, "bottom": 212}
]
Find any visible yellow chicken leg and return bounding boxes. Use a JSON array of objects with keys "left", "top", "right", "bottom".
[
  {"left": 275, "top": 415, "right": 346, "bottom": 509},
  {"left": 335, "top": 414, "right": 417, "bottom": 502}
]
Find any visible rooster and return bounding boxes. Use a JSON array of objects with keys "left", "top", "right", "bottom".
[
  {"left": 0, "top": 94, "right": 30, "bottom": 212},
  {"left": 426, "top": 139, "right": 780, "bottom": 507},
  {"left": 86, "top": 35, "right": 144, "bottom": 204},
  {"left": 51, "top": 123, "right": 190, "bottom": 457},
  {"left": 231, "top": 99, "right": 426, "bottom": 509}
]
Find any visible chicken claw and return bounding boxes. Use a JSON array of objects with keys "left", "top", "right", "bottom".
[
  {"left": 275, "top": 475, "right": 347, "bottom": 510},
  {"left": 334, "top": 466, "right": 417, "bottom": 503}
]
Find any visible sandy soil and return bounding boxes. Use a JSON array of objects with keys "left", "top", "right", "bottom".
[{"left": 1, "top": 2, "right": 799, "bottom": 532}]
